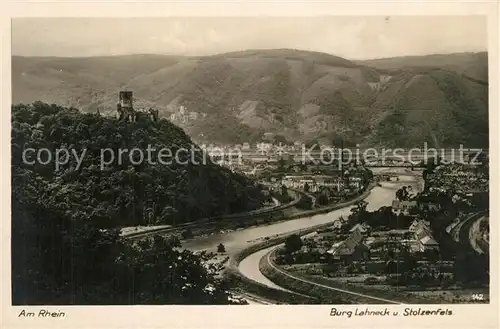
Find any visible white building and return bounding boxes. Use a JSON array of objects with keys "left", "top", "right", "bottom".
[
  {"left": 408, "top": 219, "right": 439, "bottom": 252},
  {"left": 189, "top": 111, "right": 199, "bottom": 120},
  {"left": 256, "top": 143, "right": 273, "bottom": 153},
  {"left": 281, "top": 175, "right": 343, "bottom": 193},
  {"left": 348, "top": 176, "right": 363, "bottom": 189}
]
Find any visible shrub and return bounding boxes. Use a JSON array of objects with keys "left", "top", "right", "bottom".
[
  {"left": 217, "top": 243, "right": 226, "bottom": 253},
  {"left": 181, "top": 228, "right": 194, "bottom": 240},
  {"left": 284, "top": 234, "right": 303, "bottom": 254}
]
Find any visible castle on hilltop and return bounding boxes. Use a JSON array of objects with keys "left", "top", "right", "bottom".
[{"left": 116, "top": 91, "right": 159, "bottom": 122}]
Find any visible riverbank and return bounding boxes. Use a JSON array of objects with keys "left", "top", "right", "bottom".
[
  {"left": 224, "top": 238, "right": 317, "bottom": 304},
  {"left": 122, "top": 189, "right": 303, "bottom": 240},
  {"left": 232, "top": 172, "right": 425, "bottom": 303},
  {"left": 259, "top": 248, "right": 406, "bottom": 304},
  {"left": 178, "top": 182, "right": 375, "bottom": 254},
  {"left": 260, "top": 247, "right": 443, "bottom": 304},
  {"left": 226, "top": 182, "right": 376, "bottom": 301},
  {"left": 256, "top": 195, "right": 488, "bottom": 305}
]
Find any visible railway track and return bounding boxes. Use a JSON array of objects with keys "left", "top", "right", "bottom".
[
  {"left": 456, "top": 211, "right": 488, "bottom": 253},
  {"left": 263, "top": 247, "right": 403, "bottom": 304},
  {"left": 122, "top": 189, "right": 305, "bottom": 241}
]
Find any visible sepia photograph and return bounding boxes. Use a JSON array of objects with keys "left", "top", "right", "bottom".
[{"left": 9, "top": 15, "right": 491, "bottom": 309}]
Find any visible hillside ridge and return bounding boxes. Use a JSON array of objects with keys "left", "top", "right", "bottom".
[{"left": 12, "top": 49, "right": 489, "bottom": 148}]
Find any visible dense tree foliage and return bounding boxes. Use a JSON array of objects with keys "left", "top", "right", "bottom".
[
  {"left": 12, "top": 102, "right": 266, "bottom": 227},
  {"left": 395, "top": 186, "right": 410, "bottom": 201},
  {"left": 295, "top": 194, "right": 313, "bottom": 210},
  {"left": 11, "top": 102, "right": 268, "bottom": 304},
  {"left": 14, "top": 52, "right": 488, "bottom": 147},
  {"left": 12, "top": 203, "right": 230, "bottom": 305},
  {"left": 284, "top": 234, "right": 303, "bottom": 254},
  {"left": 344, "top": 201, "right": 414, "bottom": 231}
]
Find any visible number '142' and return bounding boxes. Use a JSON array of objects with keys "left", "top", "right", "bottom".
[{"left": 472, "top": 294, "right": 484, "bottom": 301}]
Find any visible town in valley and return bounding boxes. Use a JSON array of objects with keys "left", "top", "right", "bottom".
[{"left": 10, "top": 17, "right": 490, "bottom": 307}]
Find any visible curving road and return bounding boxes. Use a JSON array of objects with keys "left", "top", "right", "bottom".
[
  {"left": 237, "top": 168, "right": 419, "bottom": 303},
  {"left": 181, "top": 168, "right": 419, "bottom": 303},
  {"left": 239, "top": 247, "right": 292, "bottom": 292},
  {"left": 469, "top": 216, "right": 488, "bottom": 254},
  {"left": 459, "top": 212, "right": 489, "bottom": 254},
  {"left": 263, "top": 248, "right": 402, "bottom": 304}
]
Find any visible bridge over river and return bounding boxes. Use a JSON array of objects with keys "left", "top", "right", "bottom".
[{"left": 239, "top": 148, "right": 487, "bottom": 167}]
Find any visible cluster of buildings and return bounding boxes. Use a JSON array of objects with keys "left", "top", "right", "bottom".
[
  {"left": 282, "top": 160, "right": 489, "bottom": 290},
  {"left": 200, "top": 142, "right": 307, "bottom": 159},
  {"left": 391, "top": 200, "right": 417, "bottom": 216},
  {"left": 390, "top": 199, "right": 440, "bottom": 253},
  {"left": 426, "top": 164, "right": 489, "bottom": 195},
  {"left": 313, "top": 196, "right": 443, "bottom": 264},
  {"left": 200, "top": 141, "right": 344, "bottom": 162},
  {"left": 199, "top": 143, "right": 367, "bottom": 187},
  {"left": 323, "top": 219, "right": 440, "bottom": 264},
  {"left": 281, "top": 173, "right": 364, "bottom": 193},
  {"left": 169, "top": 105, "right": 207, "bottom": 123}
]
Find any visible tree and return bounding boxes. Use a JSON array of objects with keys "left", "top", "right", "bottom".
[
  {"left": 385, "top": 260, "right": 398, "bottom": 274},
  {"left": 181, "top": 228, "right": 194, "bottom": 240},
  {"left": 303, "top": 182, "right": 310, "bottom": 193},
  {"left": 11, "top": 102, "right": 268, "bottom": 229},
  {"left": 273, "top": 134, "right": 289, "bottom": 145},
  {"left": 280, "top": 185, "right": 288, "bottom": 197},
  {"left": 400, "top": 244, "right": 418, "bottom": 272},
  {"left": 424, "top": 155, "right": 441, "bottom": 172},
  {"left": 348, "top": 200, "right": 368, "bottom": 224},
  {"left": 317, "top": 192, "right": 329, "bottom": 206},
  {"left": 12, "top": 199, "right": 230, "bottom": 305},
  {"left": 362, "top": 168, "right": 373, "bottom": 183},
  {"left": 284, "top": 234, "right": 303, "bottom": 253},
  {"left": 217, "top": 243, "right": 226, "bottom": 253},
  {"left": 396, "top": 186, "right": 410, "bottom": 201},
  {"left": 11, "top": 102, "right": 270, "bottom": 305},
  {"left": 277, "top": 158, "right": 286, "bottom": 171},
  {"left": 476, "top": 152, "right": 489, "bottom": 176},
  {"left": 296, "top": 195, "right": 313, "bottom": 210}
]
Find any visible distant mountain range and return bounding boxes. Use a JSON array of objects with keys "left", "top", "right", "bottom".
[{"left": 12, "top": 49, "right": 489, "bottom": 148}]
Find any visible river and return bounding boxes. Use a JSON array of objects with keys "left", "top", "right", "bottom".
[
  {"left": 183, "top": 168, "right": 417, "bottom": 254},
  {"left": 181, "top": 168, "right": 419, "bottom": 300}
]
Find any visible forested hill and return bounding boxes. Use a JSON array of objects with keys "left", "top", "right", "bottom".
[
  {"left": 13, "top": 50, "right": 488, "bottom": 147},
  {"left": 11, "top": 101, "right": 267, "bottom": 305},
  {"left": 12, "top": 101, "right": 267, "bottom": 228}
]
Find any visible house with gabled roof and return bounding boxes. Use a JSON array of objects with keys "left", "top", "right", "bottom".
[
  {"left": 409, "top": 219, "right": 430, "bottom": 233},
  {"left": 408, "top": 219, "right": 439, "bottom": 252},
  {"left": 349, "top": 222, "right": 371, "bottom": 235},
  {"left": 327, "top": 229, "right": 370, "bottom": 262},
  {"left": 418, "top": 235, "right": 439, "bottom": 251}
]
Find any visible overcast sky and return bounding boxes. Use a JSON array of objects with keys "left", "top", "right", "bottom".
[{"left": 12, "top": 16, "right": 487, "bottom": 60}]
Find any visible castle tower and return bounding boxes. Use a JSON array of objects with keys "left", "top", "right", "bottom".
[
  {"left": 118, "top": 91, "right": 135, "bottom": 122},
  {"left": 119, "top": 91, "right": 134, "bottom": 110}
]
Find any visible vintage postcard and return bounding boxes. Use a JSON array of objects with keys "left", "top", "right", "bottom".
[{"left": 1, "top": 1, "right": 498, "bottom": 329}]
